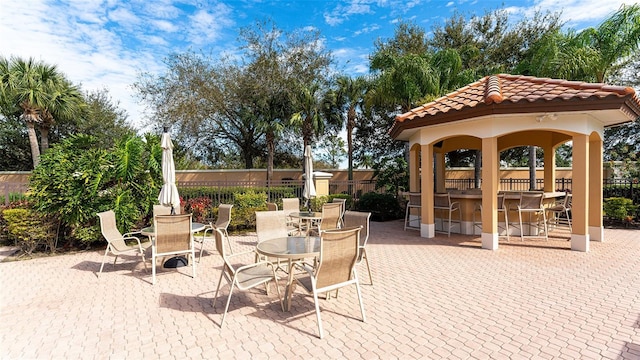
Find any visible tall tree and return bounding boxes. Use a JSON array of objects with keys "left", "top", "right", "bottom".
[
  {"left": 331, "top": 75, "right": 369, "bottom": 182},
  {"left": 0, "top": 56, "right": 84, "bottom": 168}
]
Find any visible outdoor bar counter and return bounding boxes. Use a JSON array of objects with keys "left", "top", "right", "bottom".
[{"left": 438, "top": 190, "right": 566, "bottom": 235}]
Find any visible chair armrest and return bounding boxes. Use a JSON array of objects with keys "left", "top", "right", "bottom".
[
  {"left": 450, "top": 201, "right": 460, "bottom": 210},
  {"left": 123, "top": 235, "right": 144, "bottom": 250},
  {"left": 123, "top": 230, "right": 142, "bottom": 237},
  {"left": 227, "top": 249, "right": 259, "bottom": 261},
  {"left": 235, "top": 259, "right": 276, "bottom": 273}
]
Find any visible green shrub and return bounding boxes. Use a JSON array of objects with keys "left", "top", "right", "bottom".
[
  {"left": 2, "top": 208, "right": 57, "bottom": 256},
  {"left": 230, "top": 190, "right": 268, "bottom": 230},
  {"left": 604, "top": 197, "right": 638, "bottom": 221},
  {"left": 356, "top": 192, "right": 403, "bottom": 221}
]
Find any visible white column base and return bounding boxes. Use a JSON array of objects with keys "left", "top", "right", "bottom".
[
  {"left": 421, "top": 223, "right": 435, "bottom": 238},
  {"left": 589, "top": 226, "right": 604, "bottom": 242},
  {"left": 481, "top": 232, "right": 499, "bottom": 250},
  {"left": 571, "top": 233, "right": 590, "bottom": 252}
]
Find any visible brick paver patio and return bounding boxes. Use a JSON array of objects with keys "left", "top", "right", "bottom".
[{"left": 1, "top": 220, "right": 639, "bottom": 359}]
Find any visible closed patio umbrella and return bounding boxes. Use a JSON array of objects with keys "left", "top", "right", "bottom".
[
  {"left": 303, "top": 145, "right": 316, "bottom": 211},
  {"left": 158, "top": 130, "right": 180, "bottom": 215}
]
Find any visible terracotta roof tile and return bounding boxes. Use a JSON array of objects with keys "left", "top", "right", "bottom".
[{"left": 390, "top": 74, "right": 640, "bottom": 139}]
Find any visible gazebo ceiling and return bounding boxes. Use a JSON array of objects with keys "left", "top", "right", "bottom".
[{"left": 389, "top": 74, "right": 640, "bottom": 140}]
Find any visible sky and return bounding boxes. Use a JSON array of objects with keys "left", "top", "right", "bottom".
[{"left": 1, "top": 0, "right": 639, "bottom": 132}]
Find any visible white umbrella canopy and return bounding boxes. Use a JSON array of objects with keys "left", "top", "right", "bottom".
[
  {"left": 158, "top": 132, "right": 180, "bottom": 214},
  {"left": 303, "top": 145, "right": 316, "bottom": 211}
]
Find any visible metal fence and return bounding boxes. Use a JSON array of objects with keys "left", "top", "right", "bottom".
[{"left": 445, "top": 178, "right": 574, "bottom": 192}]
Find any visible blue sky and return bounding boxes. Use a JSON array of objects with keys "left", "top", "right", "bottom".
[{"left": 1, "top": 0, "right": 639, "bottom": 130}]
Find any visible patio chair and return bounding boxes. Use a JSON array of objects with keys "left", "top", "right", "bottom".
[
  {"left": 97, "top": 210, "right": 147, "bottom": 277},
  {"left": 212, "top": 227, "right": 283, "bottom": 328},
  {"left": 318, "top": 202, "right": 342, "bottom": 233},
  {"left": 547, "top": 194, "right": 572, "bottom": 232},
  {"left": 151, "top": 214, "right": 196, "bottom": 284},
  {"left": 255, "top": 210, "right": 289, "bottom": 262},
  {"left": 196, "top": 204, "right": 233, "bottom": 261},
  {"left": 282, "top": 197, "right": 303, "bottom": 235},
  {"left": 332, "top": 198, "right": 347, "bottom": 227},
  {"left": 513, "top": 192, "right": 548, "bottom": 241},
  {"left": 343, "top": 211, "right": 373, "bottom": 285},
  {"left": 472, "top": 194, "right": 510, "bottom": 241},
  {"left": 404, "top": 193, "right": 421, "bottom": 231},
  {"left": 266, "top": 202, "right": 278, "bottom": 211},
  {"left": 293, "top": 226, "right": 366, "bottom": 339},
  {"left": 433, "top": 193, "right": 460, "bottom": 237}
]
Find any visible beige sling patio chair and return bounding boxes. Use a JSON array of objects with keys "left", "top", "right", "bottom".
[
  {"left": 255, "top": 210, "right": 289, "bottom": 262},
  {"left": 434, "top": 193, "right": 460, "bottom": 237},
  {"left": 266, "top": 202, "right": 278, "bottom": 211},
  {"left": 196, "top": 204, "right": 233, "bottom": 261},
  {"left": 212, "top": 227, "right": 283, "bottom": 328},
  {"left": 282, "top": 197, "right": 303, "bottom": 235},
  {"left": 513, "top": 192, "right": 548, "bottom": 241},
  {"left": 97, "top": 210, "right": 147, "bottom": 277},
  {"left": 404, "top": 193, "right": 422, "bottom": 231},
  {"left": 343, "top": 211, "right": 373, "bottom": 285},
  {"left": 151, "top": 214, "right": 196, "bottom": 285},
  {"left": 332, "top": 198, "right": 347, "bottom": 227},
  {"left": 318, "top": 202, "right": 342, "bottom": 233},
  {"left": 547, "top": 193, "right": 572, "bottom": 232},
  {"left": 293, "top": 226, "right": 366, "bottom": 339}
]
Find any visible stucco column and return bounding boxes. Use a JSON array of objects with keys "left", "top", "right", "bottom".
[
  {"left": 543, "top": 145, "right": 556, "bottom": 192},
  {"left": 571, "top": 134, "right": 590, "bottom": 252},
  {"left": 589, "top": 134, "right": 604, "bottom": 242},
  {"left": 435, "top": 152, "right": 446, "bottom": 193},
  {"left": 409, "top": 144, "right": 420, "bottom": 192},
  {"left": 481, "top": 136, "right": 499, "bottom": 250},
  {"left": 421, "top": 144, "right": 435, "bottom": 238}
]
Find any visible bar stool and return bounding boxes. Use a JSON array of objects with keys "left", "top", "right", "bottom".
[
  {"left": 513, "top": 192, "right": 548, "bottom": 241},
  {"left": 547, "top": 194, "right": 572, "bottom": 232},
  {"left": 404, "top": 193, "right": 421, "bottom": 231},
  {"left": 472, "top": 194, "right": 509, "bottom": 240},
  {"left": 433, "top": 193, "right": 460, "bottom": 237}
]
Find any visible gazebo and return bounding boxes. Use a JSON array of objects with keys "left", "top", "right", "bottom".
[{"left": 390, "top": 74, "right": 640, "bottom": 252}]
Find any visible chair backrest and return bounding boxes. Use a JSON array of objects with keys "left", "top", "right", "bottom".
[
  {"left": 281, "top": 198, "right": 300, "bottom": 216},
  {"left": 332, "top": 198, "right": 347, "bottom": 216},
  {"left": 255, "top": 210, "right": 288, "bottom": 243},
  {"left": 408, "top": 193, "right": 422, "bottom": 207},
  {"left": 154, "top": 214, "right": 192, "bottom": 254},
  {"left": 320, "top": 203, "right": 342, "bottom": 231},
  {"left": 564, "top": 194, "right": 572, "bottom": 209},
  {"left": 434, "top": 193, "right": 450, "bottom": 208},
  {"left": 213, "top": 227, "right": 235, "bottom": 278},
  {"left": 97, "top": 210, "right": 127, "bottom": 251},
  {"left": 343, "top": 211, "right": 371, "bottom": 248},
  {"left": 266, "top": 202, "right": 278, "bottom": 211},
  {"left": 519, "top": 192, "right": 544, "bottom": 210},
  {"left": 497, "top": 194, "right": 506, "bottom": 210},
  {"left": 153, "top": 205, "right": 172, "bottom": 218},
  {"left": 214, "top": 204, "right": 233, "bottom": 229},
  {"left": 316, "top": 226, "right": 361, "bottom": 289}
]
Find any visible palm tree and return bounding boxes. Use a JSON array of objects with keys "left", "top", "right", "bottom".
[
  {"left": 0, "top": 56, "right": 84, "bottom": 168},
  {"left": 519, "top": 4, "right": 640, "bottom": 83},
  {"left": 333, "top": 76, "right": 369, "bottom": 182},
  {"left": 290, "top": 82, "right": 327, "bottom": 151}
]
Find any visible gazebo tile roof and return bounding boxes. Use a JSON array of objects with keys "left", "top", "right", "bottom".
[{"left": 390, "top": 74, "right": 640, "bottom": 139}]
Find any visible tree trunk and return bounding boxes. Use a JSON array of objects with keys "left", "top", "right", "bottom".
[
  {"left": 39, "top": 125, "right": 50, "bottom": 154},
  {"left": 266, "top": 130, "right": 275, "bottom": 183},
  {"left": 26, "top": 121, "right": 41, "bottom": 168}
]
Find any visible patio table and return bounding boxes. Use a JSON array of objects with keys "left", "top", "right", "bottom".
[
  {"left": 290, "top": 211, "right": 322, "bottom": 236},
  {"left": 256, "top": 236, "right": 320, "bottom": 311}
]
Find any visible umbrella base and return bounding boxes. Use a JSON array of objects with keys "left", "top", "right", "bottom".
[{"left": 163, "top": 256, "right": 188, "bottom": 268}]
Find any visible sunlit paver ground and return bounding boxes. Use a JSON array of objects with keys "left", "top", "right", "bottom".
[{"left": 1, "top": 220, "right": 639, "bottom": 359}]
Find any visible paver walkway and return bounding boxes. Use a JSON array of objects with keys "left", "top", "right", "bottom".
[{"left": 1, "top": 220, "right": 639, "bottom": 359}]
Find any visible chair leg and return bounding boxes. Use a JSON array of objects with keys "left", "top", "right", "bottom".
[
  {"left": 190, "top": 250, "right": 196, "bottom": 278},
  {"left": 99, "top": 247, "right": 110, "bottom": 276},
  {"left": 363, "top": 250, "right": 373, "bottom": 286},
  {"left": 221, "top": 281, "right": 236, "bottom": 328},
  {"left": 223, "top": 229, "right": 233, "bottom": 254},
  {"left": 212, "top": 269, "right": 225, "bottom": 308},
  {"left": 354, "top": 273, "right": 366, "bottom": 323},
  {"left": 312, "top": 288, "right": 324, "bottom": 339}
]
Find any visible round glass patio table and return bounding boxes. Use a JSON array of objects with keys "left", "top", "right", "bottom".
[
  {"left": 256, "top": 236, "right": 320, "bottom": 311},
  {"left": 289, "top": 211, "right": 322, "bottom": 236}
]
